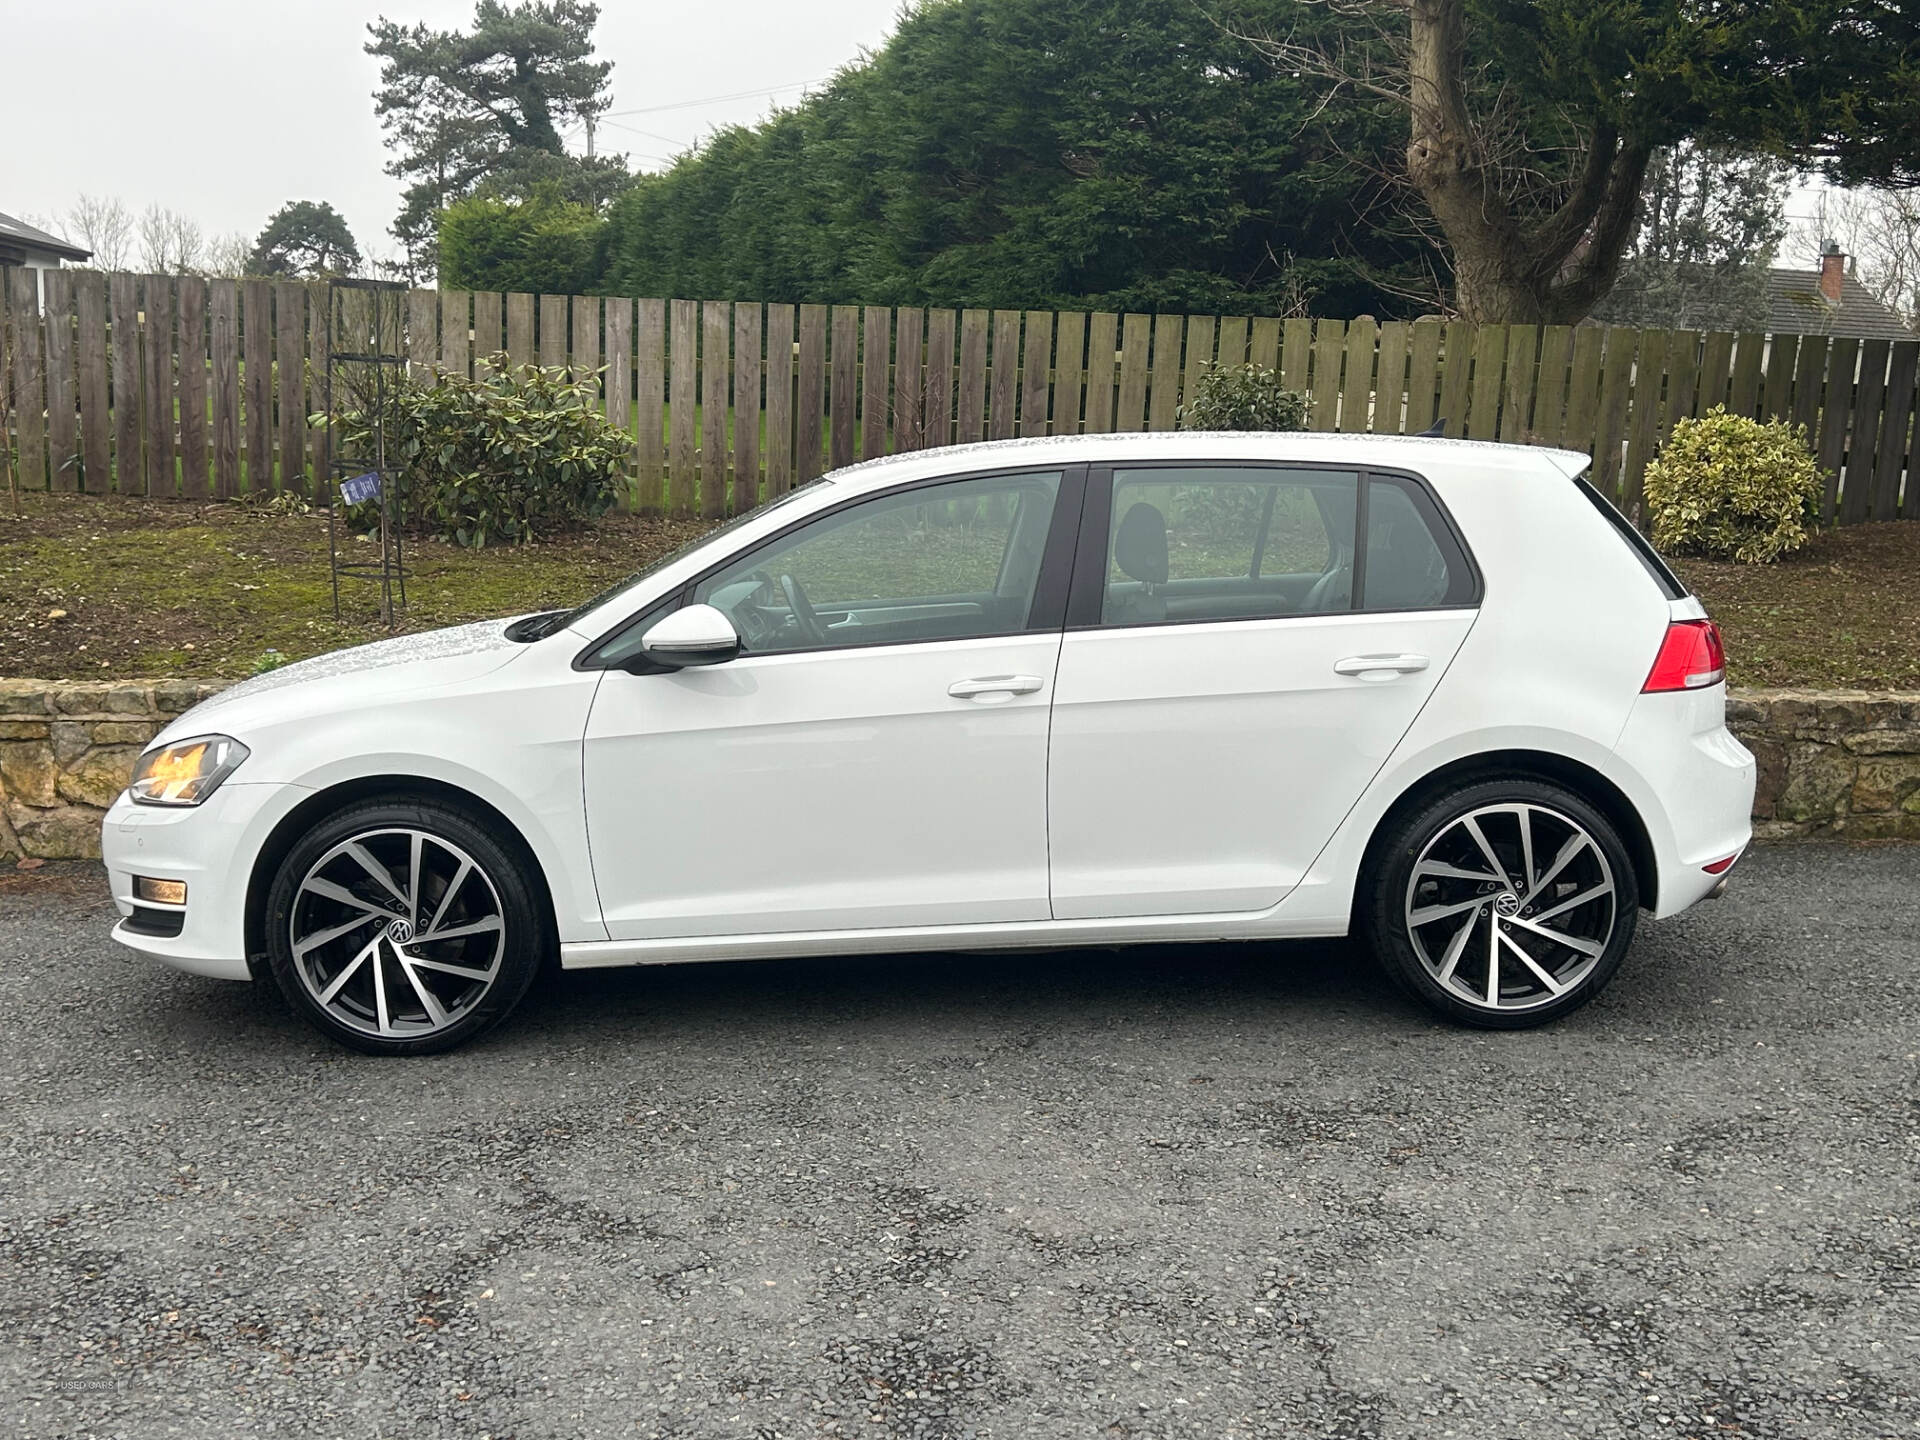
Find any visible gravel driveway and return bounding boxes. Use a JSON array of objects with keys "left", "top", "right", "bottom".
[{"left": 2, "top": 842, "right": 1916, "bottom": 1440}]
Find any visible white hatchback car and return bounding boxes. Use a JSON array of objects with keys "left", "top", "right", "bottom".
[{"left": 104, "top": 432, "right": 1755, "bottom": 1054}]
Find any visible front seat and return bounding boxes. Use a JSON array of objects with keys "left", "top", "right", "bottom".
[{"left": 1108, "top": 502, "right": 1168, "bottom": 624}]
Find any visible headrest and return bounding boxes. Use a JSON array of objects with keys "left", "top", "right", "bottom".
[{"left": 1114, "top": 502, "right": 1168, "bottom": 586}]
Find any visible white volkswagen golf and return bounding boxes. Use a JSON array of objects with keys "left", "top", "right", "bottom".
[{"left": 103, "top": 432, "right": 1755, "bottom": 1054}]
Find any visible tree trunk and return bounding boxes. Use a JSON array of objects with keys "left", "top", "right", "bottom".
[{"left": 1405, "top": 0, "right": 1652, "bottom": 324}]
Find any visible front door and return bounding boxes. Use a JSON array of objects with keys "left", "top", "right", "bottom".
[
  {"left": 1047, "top": 462, "right": 1479, "bottom": 919},
  {"left": 584, "top": 466, "right": 1080, "bottom": 940}
]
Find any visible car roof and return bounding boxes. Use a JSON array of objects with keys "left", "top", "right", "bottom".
[{"left": 818, "top": 430, "right": 1589, "bottom": 497}]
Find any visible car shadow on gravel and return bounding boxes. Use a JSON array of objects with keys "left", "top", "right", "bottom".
[
  {"left": 513, "top": 935, "right": 1418, "bottom": 1045},
  {"left": 112, "top": 928, "right": 1426, "bottom": 1061}
]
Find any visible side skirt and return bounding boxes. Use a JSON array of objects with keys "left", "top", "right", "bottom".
[{"left": 560, "top": 910, "right": 1348, "bottom": 969}]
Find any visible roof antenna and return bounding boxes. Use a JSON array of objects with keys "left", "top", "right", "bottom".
[{"left": 1415, "top": 418, "right": 1446, "bottom": 437}]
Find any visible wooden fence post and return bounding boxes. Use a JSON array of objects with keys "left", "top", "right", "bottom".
[
  {"left": 1339, "top": 318, "right": 1377, "bottom": 433},
  {"left": 1051, "top": 310, "right": 1085, "bottom": 439},
  {"left": 830, "top": 305, "right": 859, "bottom": 467},
  {"left": 1114, "top": 314, "right": 1149, "bottom": 432},
  {"left": 636, "top": 298, "right": 665, "bottom": 508},
  {"left": 796, "top": 304, "right": 826, "bottom": 482},
  {"left": 765, "top": 303, "right": 794, "bottom": 492},
  {"left": 862, "top": 305, "right": 891, "bottom": 459},
  {"left": 1841, "top": 339, "right": 1891, "bottom": 524},
  {"left": 8, "top": 267, "right": 46, "bottom": 490},
  {"left": 668, "top": 299, "right": 698, "bottom": 513},
  {"left": 144, "top": 274, "right": 176, "bottom": 495},
  {"left": 74, "top": 272, "right": 110, "bottom": 492},
  {"left": 176, "top": 277, "right": 208, "bottom": 498},
  {"left": 1146, "top": 314, "right": 1183, "bottom": 432},
  {"left": 956, "top": 309, "right": 989, "bottom": 444},
  {"left": 602, "top": 297, "right": 633, "bottom": 508},
  {"left": 1081, "top": 312, "right": 1116, "bottom": 434},
  {"left": 892, "top": 306, "right": 924, "bottom": 452},
  {"left": 42, "top": 271, "right": 77, "bottom": 490},
  {"left": 701, "top": 299, "right": 730, "bottom": 517},
  {"left": 733, "top": 301, "right": 762, "bottom": 509},
  {"left": 1020, "top": 309, "right": 1054, "bottom": 438}
]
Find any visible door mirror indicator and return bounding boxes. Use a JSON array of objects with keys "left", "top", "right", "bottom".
[{"left": 635, "top": 605, "right": 741, "bottom": 669}]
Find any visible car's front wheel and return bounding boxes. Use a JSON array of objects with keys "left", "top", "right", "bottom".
[
  {"left": 262, "top": 797, "right": 547, "bottom": 1055},
  {"left": 1363, "top": 778, "right": 1639, "bottom": 1028}
]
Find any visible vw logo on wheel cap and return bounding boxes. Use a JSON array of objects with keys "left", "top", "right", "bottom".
[
  {"left": 386, "top": 917, "right": 415, "bottom": 943},
  {"left": 1493, "top": 892, "right": 1522, "bottom": 917}
]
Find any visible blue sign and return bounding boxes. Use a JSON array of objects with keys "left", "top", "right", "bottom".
[{"left": 340, "top": 471, "right": 382, "bottom": 505}]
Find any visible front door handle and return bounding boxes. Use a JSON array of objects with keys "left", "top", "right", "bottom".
[
  {"left": 948, "top": 674, "right": 1045, "bottom": 702},
  {"left": 1333, "top": 653, "right": 1430, "bottom": 681}
]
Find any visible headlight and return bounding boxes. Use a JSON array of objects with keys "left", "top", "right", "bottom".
[{"left": 128, "top": 735, "right": 251, "bottom": 807}]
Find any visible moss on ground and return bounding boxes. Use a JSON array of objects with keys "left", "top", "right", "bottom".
[{"left": 0, "top": 493, "right": 710, "bottom": 679}]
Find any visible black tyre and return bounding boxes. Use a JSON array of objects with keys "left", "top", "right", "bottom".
[
  {"left": 1361, "top": 777, "right": 1639, "bottom": 1029},
  {"left": 262, "top": 796, "right": 548, "bottom": 1055}
]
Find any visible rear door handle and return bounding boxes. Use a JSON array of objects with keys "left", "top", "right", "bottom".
[
  {"left": 1333, "top": 653, "right": 1430, "bottom": 680},
  {"left": 948, "top": 674, "right": 1045, "bottom": 701}
]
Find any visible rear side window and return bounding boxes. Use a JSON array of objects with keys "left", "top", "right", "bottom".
[
  {"left": 1574, "top": 474, "right": 1686, "bottom": 600},
  {"left": 1087, "top": 464, "right": 1478, "bottom": 628},
  {"left": 1101, "top": 467, "right": 1360, "bottom": 624}
]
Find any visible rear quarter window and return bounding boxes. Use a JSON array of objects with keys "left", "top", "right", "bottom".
[{"left": 1361, "top": 474, "right": 1477, "bottom": 610}]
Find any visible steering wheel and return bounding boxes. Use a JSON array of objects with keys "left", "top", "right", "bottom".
[{"left": 778, "top": 572, "right": 828, "bottom": 646}]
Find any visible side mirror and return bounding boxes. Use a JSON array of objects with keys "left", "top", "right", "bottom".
[{"left": 635, "top": 604, "right": 741, "bottom": 669}]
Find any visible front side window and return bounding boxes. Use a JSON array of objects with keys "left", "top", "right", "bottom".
[
  {"left": 690, "top": 469, "right": 1065, "bottom": 654},
  {"left": 1102, "top": 467, "right": 1360, "bottom": 625}
]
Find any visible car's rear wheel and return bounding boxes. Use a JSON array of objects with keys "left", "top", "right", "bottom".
[
  {"left": 1363, "top": 778, "right": 1639, "bottom": 1028},
  {"left": 262, "top": 797, "right": 546, "bottom": 1055}
]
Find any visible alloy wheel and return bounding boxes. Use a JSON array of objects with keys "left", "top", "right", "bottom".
[
  {"left": 288, "top": 827, "right": 506, "bottom": 1040},
  {"left": 1402, "top": 802, "right": 1617, "bottom": 1014}
]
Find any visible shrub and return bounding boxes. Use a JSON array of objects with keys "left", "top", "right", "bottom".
[
  {"left": 330, "top": 357, "right": 627, "bottom": 547},
  {"left": 1642, "top": 407, "right": 1823, "bottom": 564},
  {"left": 1176, "top": 362, "right": 1309, "bottom": 432},
  {"left": 437, "top": 191, "right": 603, "bottom": 296}
]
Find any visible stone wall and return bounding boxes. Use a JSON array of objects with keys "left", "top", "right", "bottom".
[
  {"left": 0, "top": 680, "right": 224, "bottom": 861},
  {"left": 1, "top": 679, "right": 1916, "bottom": 860},
  {"left": 1732, "top": 690, "right": 1920, "bottom": 840}
]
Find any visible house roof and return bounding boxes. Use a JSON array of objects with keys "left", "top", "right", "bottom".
[
  {"left": 1764, "top": 266, "right": 1912, "bottom": 341},
  {"left": 0, "top": 210, "right": 93, "bottom": 265}
]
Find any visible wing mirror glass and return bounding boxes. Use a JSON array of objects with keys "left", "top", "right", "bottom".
[{"left": 636, "top": 604, "right": 741, "bottom": 669}]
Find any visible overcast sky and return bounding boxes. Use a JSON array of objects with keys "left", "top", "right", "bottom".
[{"left": 2, "top": 0, "right": 903, "bottom": 261}]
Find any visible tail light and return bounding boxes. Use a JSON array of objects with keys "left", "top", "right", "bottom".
[{"left": 1642, "top": 619, "right": 1725, "bottom": 692}]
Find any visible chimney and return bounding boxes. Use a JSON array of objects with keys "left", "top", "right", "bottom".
[{"left": 1820, "top": 240, "right": 1846, "bottom": 304}]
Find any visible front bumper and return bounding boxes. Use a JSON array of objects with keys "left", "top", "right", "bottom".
[{"left": 102, "top": 782, "right": 304, "bottom": 982}]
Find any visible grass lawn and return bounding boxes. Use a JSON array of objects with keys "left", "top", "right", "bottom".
[
  {"left": 2, "top": 490, "right": 1916, "bottom": 689},
  {"left": 0, "top": 493, "right": 711, "bottom": 680}
]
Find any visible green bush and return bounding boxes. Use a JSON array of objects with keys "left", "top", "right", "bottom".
[
  {"left": 331, "top": 357, "right": 626, "bottom": 547},
  {"left": 437, "top": 191, "right": 602, "bottom": 296},
  {"left": 1642, "top": 407, "right": 1823, "bottom": 564},
  {"left": 1176, "top": 363, "right": 1309, "bottom": 432}
]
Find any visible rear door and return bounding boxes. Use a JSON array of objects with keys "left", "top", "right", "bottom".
[{"left": 1046, "top": 462, "right": 1480, "bottom": 920}]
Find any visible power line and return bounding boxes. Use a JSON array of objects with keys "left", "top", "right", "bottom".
[
  {"left": 594, "top": 119, "right": 688, "bottom": 148},
  {"left": 601, "top": 78, "right": 822, "bottom": 118}
]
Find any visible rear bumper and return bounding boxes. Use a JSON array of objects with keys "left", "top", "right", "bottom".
[
  {"left": 101, "top": 782, "right": 306, "bottom": 982},
  {"left": 1614, "top": 686, "right": 1755, "bottom": 919}
]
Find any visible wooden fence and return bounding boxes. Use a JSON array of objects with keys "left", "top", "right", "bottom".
[{"left": 3, "top": 267, "right": 1916, "bottom": 525}]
